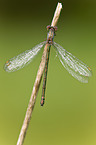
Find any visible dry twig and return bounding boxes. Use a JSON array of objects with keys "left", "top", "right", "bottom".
[{"left": 17, "top": 2, "right": 62, "bottom": 145}]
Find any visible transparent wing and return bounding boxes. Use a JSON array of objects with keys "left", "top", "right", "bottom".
[
  {"left": 53, "top": 42, "right": 92, "bottom": 83},
  {"left": 4, "top": 42, "right": 45, "bottom": 72}
]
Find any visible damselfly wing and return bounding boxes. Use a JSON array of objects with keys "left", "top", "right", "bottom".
[
  {"left": 4, "top": 41, "right": 92, "bottom": 83},
  {"left": 4, "top": 42, "right": 45, "bottom": 72},
  {"left": 53, "top": 42, "right": 92, "bottom": 83}
]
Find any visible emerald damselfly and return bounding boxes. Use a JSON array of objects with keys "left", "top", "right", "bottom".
[{"left": 4, "top": 25, "right": 92, "bottom": 106}]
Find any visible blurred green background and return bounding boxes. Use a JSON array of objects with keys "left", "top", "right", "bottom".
[{"left": 0, "top": 0, "right": 96, "bottom": 145}]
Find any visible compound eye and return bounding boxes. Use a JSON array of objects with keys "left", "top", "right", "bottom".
[
  {"left": 54, "top": 26, "right": 57, "bottom": 31},
  {"left": 47, "top": 25, "right": 51, "bottom": 31}
]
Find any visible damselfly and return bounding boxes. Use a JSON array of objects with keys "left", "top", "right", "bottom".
[{"left": 4, "top": 25, "right": 92, "bottom": 106}]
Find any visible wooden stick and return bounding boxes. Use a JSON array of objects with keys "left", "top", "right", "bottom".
[
  {"left": 51, "top": 2, "right": 62, "bottom": 27},
  {"left": 16, "top": 2, "right": 62, "bottom": 145}
]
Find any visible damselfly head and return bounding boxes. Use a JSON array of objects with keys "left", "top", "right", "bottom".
[{"left": 47, "top": 25, "right": 57, "bottom": 32}]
